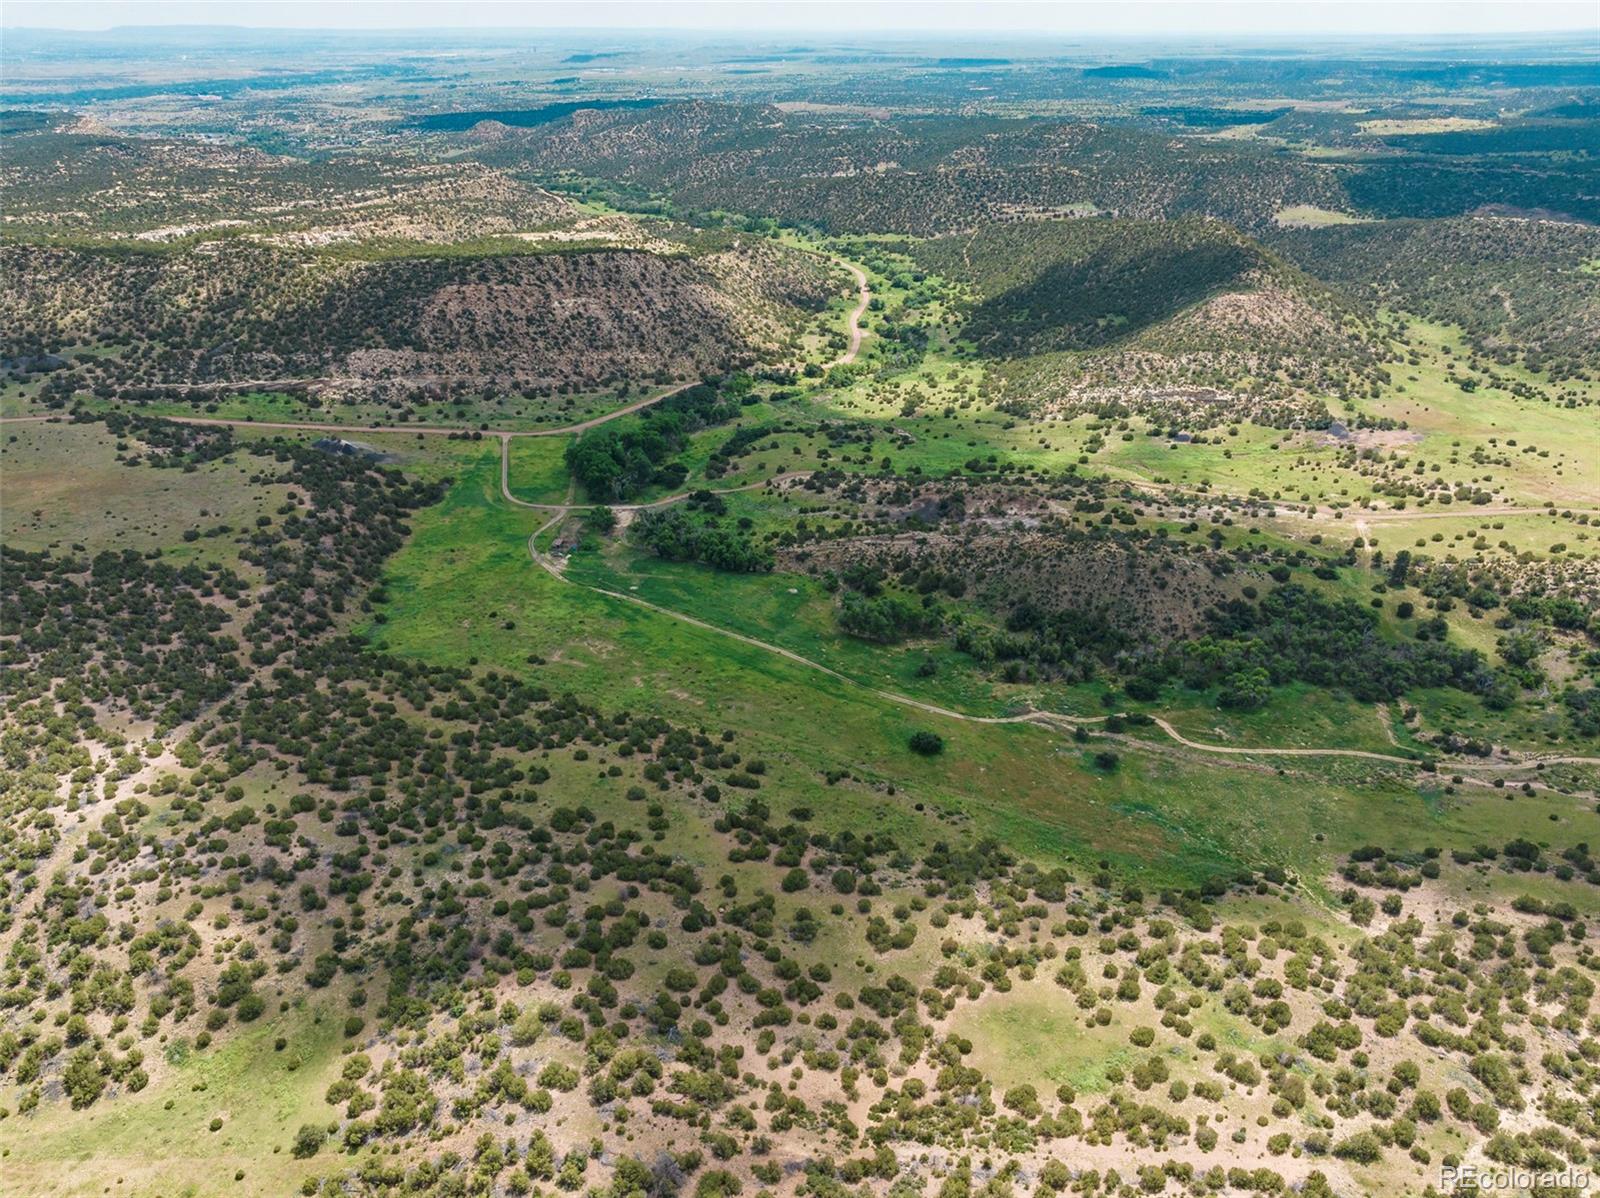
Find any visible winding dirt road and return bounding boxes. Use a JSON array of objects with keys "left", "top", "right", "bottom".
[
  {"left": 15, "top": 380, "right": 702, "bottom": 441},
  {"left": 494, "top": 260, "right": 864, "bottom": 507},
  {"left": 9, "top": 253, "right": 1598, "bottom": 778},
  {"left": 837, "top": 261, "right": 871, "bottom": 366},
  {"left": 1, "top": 257, "right": 872, "bottom": 445},
  {"left": 514, "top": 506, "right": 1600, "bottom": 775}
]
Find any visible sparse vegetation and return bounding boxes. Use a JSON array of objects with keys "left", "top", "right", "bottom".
[{"left": 3, "top": 24, "right": 1599, "bottom": 1198}]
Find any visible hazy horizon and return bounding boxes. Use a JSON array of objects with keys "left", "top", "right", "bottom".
[{"left": 4, "top": 0, "right": 1597, "bottom": 37}]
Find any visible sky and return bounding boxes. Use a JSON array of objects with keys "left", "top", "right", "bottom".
[{"left": 4, "top": 0, "right": 1597, "bottom": 37}]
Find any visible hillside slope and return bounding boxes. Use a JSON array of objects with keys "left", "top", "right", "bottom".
[
  {"left": 477, "top": 102, "right": 1348, "bottom": 235},
  {"left": 913, "top": 218, "right": 1386, "bottom": 426},
  {"left": 1, "top": 120, "right": 575, "bottom": 241},
  {"left": 1271, "top": 215, "right": 1600, "bottom": 381},
  {"left": 0, "top": 236, "right": 844, "bottom": 402}
]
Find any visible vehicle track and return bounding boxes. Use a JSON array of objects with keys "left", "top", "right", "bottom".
[
  {"left": 9, "top": 255, "right": 1598, "bottom": 775},
  {"left": 836, "top": 261, "right": 871, "bottom": 365},
  {"left": 0, "top": 257, "right": 872, "bottom": 444},
  {"left": 518, "top": 521, "right": 1600, "bottom": 773}
]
